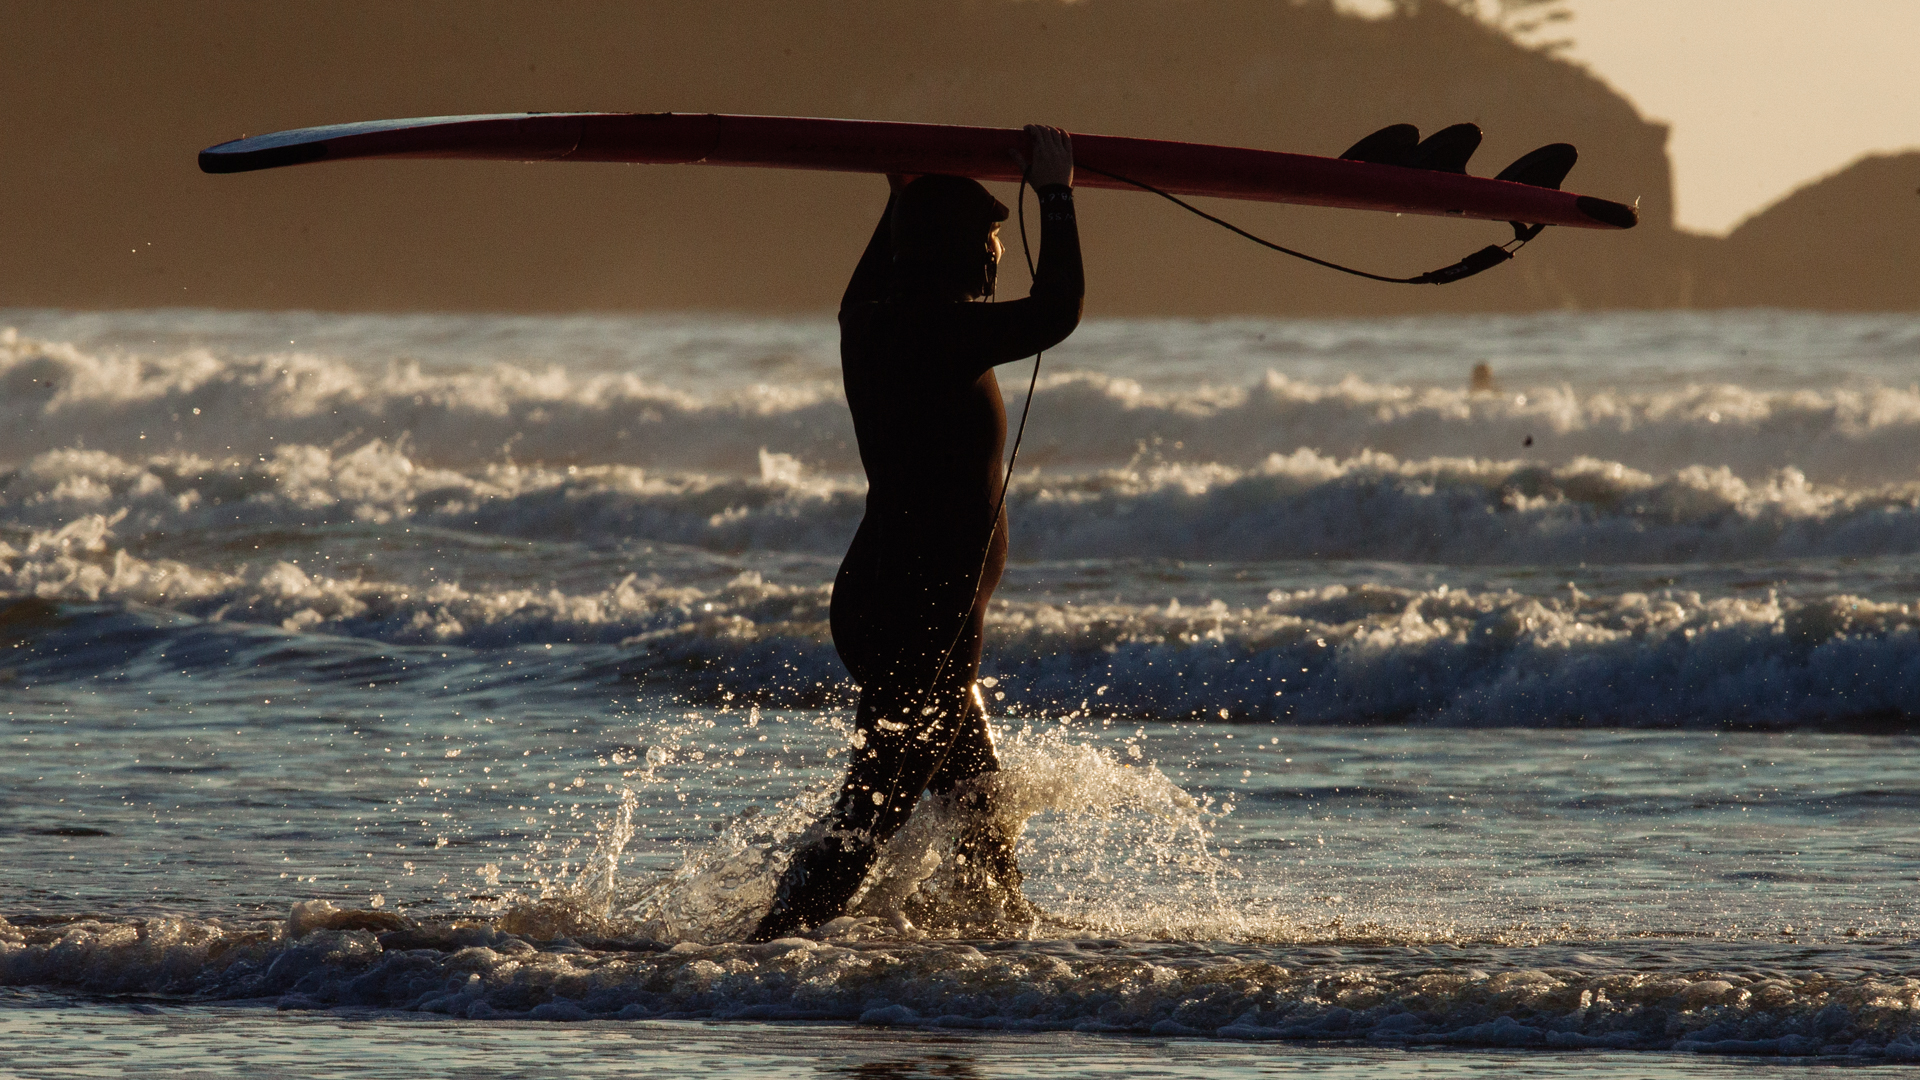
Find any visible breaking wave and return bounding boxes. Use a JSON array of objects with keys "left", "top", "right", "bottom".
[
  {"left": 11, "top": 326, "right": 1920, "bottom": 482},
  {"left": 9, "top": 440, "right": 1920, "bottom": 565},
  {"left": 9, "top": 521, "right": 1919, "bottom": 727},
  {"left": 5, "top": 908, "right": 1917, "bottom": 1057},
  {"left": 7, "top": 315, "right": 1920, "bottom": 729}
]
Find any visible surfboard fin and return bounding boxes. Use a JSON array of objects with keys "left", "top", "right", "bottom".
[
  {"left": 1496, "top": 143, "right": 1579, "bottom": 190},
  {"left": 1409, "top": 124, "right": 1482, "bottom": 174},
  {"left": 1496, "top": 144, "right": 1576, "bottom": 243},
  {"left": 1339, "top": 124, "right": 1420, "bottom": 166}
]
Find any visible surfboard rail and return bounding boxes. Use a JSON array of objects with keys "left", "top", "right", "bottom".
[{"left": 199, "top": 112, "right": 1637, "bottom": 231}]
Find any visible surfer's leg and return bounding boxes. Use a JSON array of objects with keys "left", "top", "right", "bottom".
[
  {"left": 926, "top": 684, "right": 997, "bottom": 789},
  {"left": 749, "top": 823, "right": 879, "bottom": 942},
  {"left": 913, "top": 598, "right": 1030, "bottom": 921},
  {"left": 753, "top": 546, "right": 1004, "bottom": 940},
  {"left": 927, "top": 688, "right": 1033, "bottom": 921},
  {"left": 750, "top": 673, "right": 969, "bottom": 941}
]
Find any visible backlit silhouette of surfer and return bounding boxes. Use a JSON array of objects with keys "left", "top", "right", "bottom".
[{"left": 751, "top": 126, "right": 1082, "bottom": 941}]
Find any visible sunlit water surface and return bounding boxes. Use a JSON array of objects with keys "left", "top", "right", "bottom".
[{"left": 5, "top": 309, "right": 1920, "bottom": 1072}]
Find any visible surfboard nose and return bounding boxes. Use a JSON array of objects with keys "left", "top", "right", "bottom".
[{"left": 1576, "top": 196, "right": 1638, "bottom": 229}]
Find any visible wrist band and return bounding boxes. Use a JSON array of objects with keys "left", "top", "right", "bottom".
[{"left": 1037, "top": 186, "right": 1074, "bottom": 222}]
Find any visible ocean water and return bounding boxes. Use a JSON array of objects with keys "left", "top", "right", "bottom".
[{"left": 4, "top": 307, "right": 1919, "bottom": 1075}]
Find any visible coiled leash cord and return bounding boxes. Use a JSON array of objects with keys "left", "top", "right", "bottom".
[
  {"left": 1079, "top": 164, "right": 1541, "bottom": 285},
  {"left": 869, "top": 172, "right": 1048, "bottom": 829}
]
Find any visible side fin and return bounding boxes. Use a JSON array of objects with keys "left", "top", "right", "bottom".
[
  {"left": 1340, "top": 124, "right": 1420, "bottom": 166},
  {"left": 1408, "top": 123, "right": 1482, "bottom": 174},
  {"left": 1496, "top": 143, "right": 1578, "bottom": 189}
]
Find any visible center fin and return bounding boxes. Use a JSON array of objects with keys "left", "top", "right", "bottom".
[{"left": 1408, "top": 123, "right": 1482, "bottom": 174}]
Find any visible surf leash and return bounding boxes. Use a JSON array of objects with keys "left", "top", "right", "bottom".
[
  {"left": 913, "top": 161, "right": 1527, "bottom": 790},
  {"left": 1078, "top": 164, "right": 1538, "bottom": 285},
  {"left": 902, "top": 156, "right": 1528, "bottom": 817},
  {"left": 890, "top": 168, "right": 1049, "bottom": 832},
  {"left": 923, "top": 171, "right": 1044, "bottom": 714}
]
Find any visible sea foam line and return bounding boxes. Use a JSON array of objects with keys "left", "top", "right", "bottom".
[
  {"left": 3, "top": 909, "right": 1917, "bottom": 1056},
  {"left": 7, "top": 512, "right": 1919, "bottom": 727},
  {"left": 8, "top": 441, "right": 1920, "bottom": 564},
  {"left": 12, "top": 328, "right": 1920, "bottom": 480}
]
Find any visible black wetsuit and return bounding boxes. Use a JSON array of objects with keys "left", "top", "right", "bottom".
[{"left": 750, "top": 185, "right": 1081, "bottom": 940}]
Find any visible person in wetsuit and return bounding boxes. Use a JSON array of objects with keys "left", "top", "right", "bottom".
[{"left": 750, "top": 126, "right": 1082, "bottom": 942}]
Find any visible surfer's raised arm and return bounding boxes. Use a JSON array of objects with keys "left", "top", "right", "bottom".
[
  {"left": 929, "top": 124, "right": 1082, "bottom": 373},
  {"left": 840, "top": 126, "right": 1078, "bottom": 329}
]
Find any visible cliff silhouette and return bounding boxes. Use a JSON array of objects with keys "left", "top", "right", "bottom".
[
  {"left": 1685, "top": 152, "right": 1920, "bottom": 311},
  {"left": 1, "top": 0, "right": 1912, "bottom": 315}
]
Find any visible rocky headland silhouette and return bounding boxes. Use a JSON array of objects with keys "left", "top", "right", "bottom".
[{"left": 3, "top": 0, "right": 1912, "bottom": 314}]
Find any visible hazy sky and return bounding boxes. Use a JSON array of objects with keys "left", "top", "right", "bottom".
[{"left": 1344, "top": 0, "right": 1920, "bottom": 235}]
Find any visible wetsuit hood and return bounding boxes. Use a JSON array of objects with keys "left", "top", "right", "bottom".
[{"left": 891, "top": 175, "right": 1010, "bottom": 300}]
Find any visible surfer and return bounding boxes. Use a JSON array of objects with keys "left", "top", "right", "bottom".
[{"left": 750, "top": 126, "right": 1082, "bottom": 941}]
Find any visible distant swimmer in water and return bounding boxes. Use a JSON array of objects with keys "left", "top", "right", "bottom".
[
  {"left": 1469, "top": 361, "right": 1498, "bottom": 394},
  {"left": 750, "top": 126, "right": 1082, "bottom": 942}
]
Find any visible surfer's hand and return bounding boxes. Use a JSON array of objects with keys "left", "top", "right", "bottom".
[{"left": 1020, "top": 125, "right": 1073, "bottom": 189}]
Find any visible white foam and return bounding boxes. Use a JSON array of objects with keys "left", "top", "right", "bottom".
[
  {"left": 4, "top": 911, "right": 1916, "bottom": 1054},
  {"left": 0, "top": 329, "right": 846, "bottom": 476},
  {"left": 8, "top": 458, "right": 1920, "bottom": 726},
  {"left": 10, "top": 439, "right": 1920, "bottom": 567},
  {"left": 12, "top": 324, "right": 1920, "bottom": 483},
  {"left": 10, "top": 315, "right": 1920, "bottom": 730}
]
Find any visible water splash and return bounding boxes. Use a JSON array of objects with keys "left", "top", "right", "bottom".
[
  {"left": 850, "top": 723, "right": 1233, "bottom": 938},
  {"left": 505, "top": 715, "right": 1233, "bottom": 944}
]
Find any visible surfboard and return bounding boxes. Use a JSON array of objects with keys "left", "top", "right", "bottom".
[{"left": 198, "top": 112, "right": 1637, "bottom": 231}]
